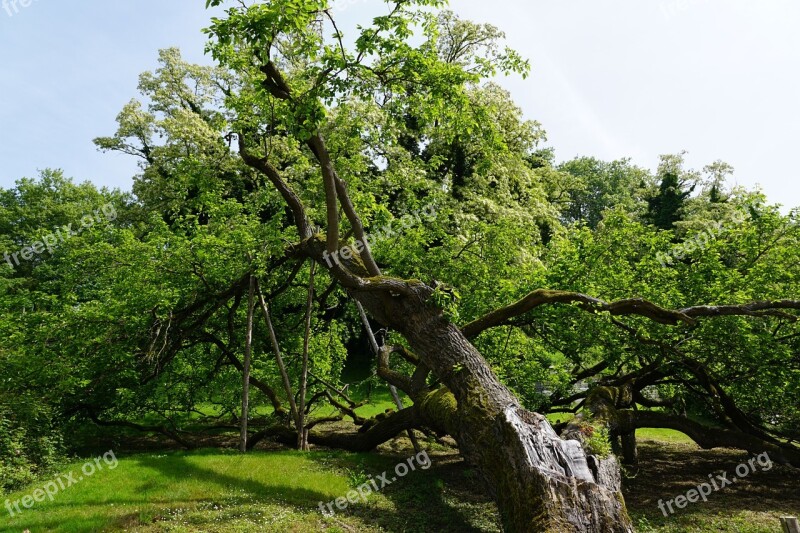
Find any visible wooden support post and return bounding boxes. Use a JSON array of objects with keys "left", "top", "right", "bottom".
[
  {"left": 355, "top": 299, "right": 422, "bottom": 454},
  {"left": 781, "top": 517, "right": 800, "bottom": 533}
]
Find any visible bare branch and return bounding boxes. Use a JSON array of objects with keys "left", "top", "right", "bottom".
[
  {"left": 462, "top": 289, "right": 800, "bottom": 339},
  {"left": 237, "top": 134, "right": 313, "bottom": 239},
  {"left": 462, "top": 290, "right": 694, "bottom": 338},
  {"left": 680, "top": 300, "right": 800, "bottom": 320}
]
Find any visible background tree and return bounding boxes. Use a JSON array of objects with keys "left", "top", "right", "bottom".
[
  {"left": 3, "top": 2, "right": 798, "bottom": 531},
  {"left": 644, "top": 153, "right": 697, "bottom": 230}
]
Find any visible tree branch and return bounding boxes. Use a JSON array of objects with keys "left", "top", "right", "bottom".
[{"left": 462, "top": 289, "right": 800, "bottom": 339}]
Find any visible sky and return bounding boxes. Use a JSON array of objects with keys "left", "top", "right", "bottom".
[{"left": 1, "top": 0, "right": 799, "bottom": 210}]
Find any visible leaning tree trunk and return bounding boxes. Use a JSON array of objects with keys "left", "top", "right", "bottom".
[
  {"left": 405, "top": 315, "right": 630, "bottom": 531},
  {"left": 236, "top": 49, "right": 633, "bottom": 527},
  {"left": 261, "top": 303, "right": 633, "bottom": 530},
  {"left": 336, "top": 272, "right": 633, "bottom": 530}
]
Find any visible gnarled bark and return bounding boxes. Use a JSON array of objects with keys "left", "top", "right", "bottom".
[
  {"left": 240, "top": 54, "right": 635, "bottom": 531},
  {"left": 298, "top": 236, "right": 633, "bottom": 531},
  {"left": 564, "top": 382, "right": 800, "bottom": 469}
]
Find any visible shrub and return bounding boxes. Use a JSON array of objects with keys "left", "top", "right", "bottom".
[{"left": 0, "top": 395, "right": 63, "bottom": 494}]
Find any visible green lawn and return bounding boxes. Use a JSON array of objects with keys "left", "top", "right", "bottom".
[
  {"left": 0, "top": 448, "right": 498, "bottom": 532},
  {"left": 2, "top": 413, "right": 794, "bottom": 532},
  {"left": 635, "top": 427, "right": 694, "bottom": 445},
  {"left": 545, "top": 411, "right": 696, "bottom": 445},
  {"left": 2, "top": 450, "right": 351, "bottom": 532}
]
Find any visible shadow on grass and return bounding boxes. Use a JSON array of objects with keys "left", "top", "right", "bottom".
[
  {"left": 377, "top": 459, "right": 500, "bottom": 533},
  {"left": 4, "top": 447, "right": 500, "bottom": 533},
  {"left": 133, "top": 449, "right": 500, "bottom": 532},
  {"left": 304, "top": 451, "right": 501, "bottom": 533},
  {"left": 1, "top": 451, "right": 337, "bottom": 532},
  {"left": 625, "top": 440, "right": 800, "bottom": 530},
  {"left": 131, "top": 452, "right": 333, "bottom": 507}
]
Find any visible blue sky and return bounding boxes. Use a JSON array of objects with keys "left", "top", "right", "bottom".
[{"left": 1, "top": 0, "right": 799, "bottom": 209}]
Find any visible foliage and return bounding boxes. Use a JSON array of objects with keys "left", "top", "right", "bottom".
[
  {"left": 0, "top": 3, "right": 798, "bottom": 519},
  {"left": 0, "top": 396, "right": 63, "bottom": 493},
  {"left": 582, "top": 425, "right": 612, "bottom": 459},
  {"left": 645, "top": 153, "right": 697, "bottom": 230}
]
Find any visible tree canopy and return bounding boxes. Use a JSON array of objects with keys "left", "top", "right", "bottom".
[{"left": 1, "top": 1, "right": 798, "bottom": 531}]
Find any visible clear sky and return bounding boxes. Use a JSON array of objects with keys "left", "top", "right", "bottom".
[{"left": 1, "top": 0, "right": 798, "bottom": 209}]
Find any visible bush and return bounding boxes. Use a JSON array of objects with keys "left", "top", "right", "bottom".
[{"left": 0, "top": 396, "right": 63, "bottom": 494}]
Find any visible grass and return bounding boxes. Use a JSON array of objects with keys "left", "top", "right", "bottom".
[
  {"left": 625, "top": 440, "right": 799, "bottom": 532},
  {"left": 2, "top": 449, "right": 349, "bottom": 532},
  {"left": 546, "top": 411, "right": 697, "bottom": 445},
  {"left": 635, "top": 427, "right": 694, "bottom": 445},
  {"left": 1, "top": 447, "right": 499, "bottom": 532},
  {"left": 3, "top": 407, "right": 796, "bottom": 532}
]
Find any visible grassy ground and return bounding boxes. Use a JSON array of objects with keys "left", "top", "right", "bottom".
[
  {"left": 2, "top": 427, "right": 797, "bottom": 531},
  {"left": 625, "top": 436, "right": 799, "bottom": 532},
  {"left": 1, "top": 445, "right": 498, "bottom": 532}
]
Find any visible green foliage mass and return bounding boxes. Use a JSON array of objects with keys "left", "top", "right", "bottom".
[{"left": 1, "top": 0, "right": 799, "bottom": 494}]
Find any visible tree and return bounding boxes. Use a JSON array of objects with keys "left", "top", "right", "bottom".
[
  {"left": 557, "top": 157, "right": 652, "bottom": 228},
  {"left": 199, "top": 1, "right": 631, "bottom": 529},
  {"left": 8, "top": 2, "right": 797, "bottom": 531},
  {"left": 645, "top": 153, "right": 697, "bottom": 230},
  {"left": 497, "top": 207, "right": 800, "bottom": 469}
]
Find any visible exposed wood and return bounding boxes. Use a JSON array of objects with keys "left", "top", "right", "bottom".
[{"left": 781, "top": 516, "right": 800, "bottom": 533}]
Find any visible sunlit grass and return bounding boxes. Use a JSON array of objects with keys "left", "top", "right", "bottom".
[
  {"left": 2, "top": 402, "right": 779, "bottom": 533},
  {"left": 545, "top": 411, "right": 695, "bottom": 445},
  {"left": 1, "top": 449, "right": 355, "bottom": 532},
  {"left": 635, "top": 427, "right": 694, "bottom": 445},
  {"left": 1, "top": 444, "right": 499, "bottom": 532}
]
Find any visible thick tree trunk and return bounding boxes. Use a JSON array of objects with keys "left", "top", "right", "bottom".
[
  {"left": 241, "top": 72, "right": 632, "bottom": 527},
  {"left": 289, "top": 233, "right": 634, "bottom": 530},
  {"left": 405, "top": 319, "right": 631, "bottom": 532},
  {"left": 341, "top": 272, "right": 633, "bottom": 532}
]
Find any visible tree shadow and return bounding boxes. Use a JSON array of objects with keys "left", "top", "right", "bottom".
[
  {"left": 304, "top": 450, "right": 501, "bottom": 533},
  {"left": 131, "top": 452, "right": 332, "bottom": 507},
  {"left": 625, "top": 440, "right": 800, "bottom": 527},
  {"left": 4, "top": 448, "right": 500, "bottom": 532}
]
